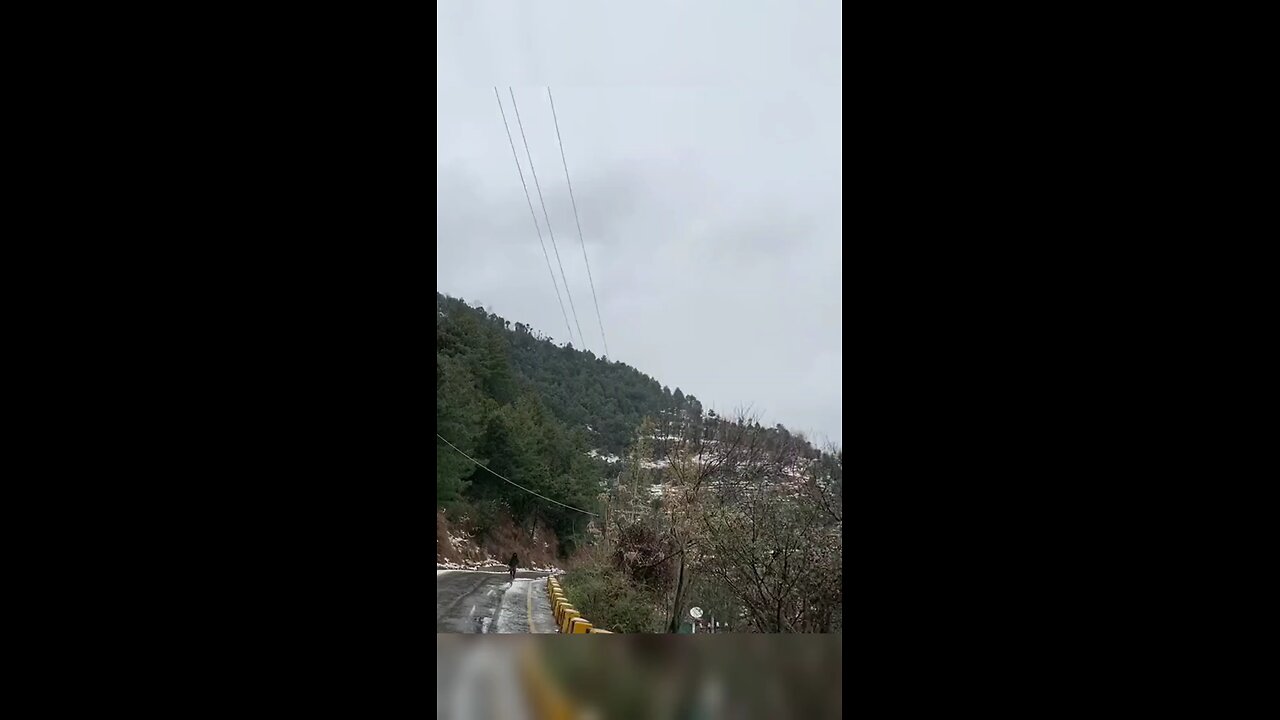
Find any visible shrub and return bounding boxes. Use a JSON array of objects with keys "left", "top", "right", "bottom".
[{"left": 560, "top": 564, "right": 664, "bottom": 633}]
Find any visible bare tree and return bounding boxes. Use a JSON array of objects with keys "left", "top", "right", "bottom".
[
  {"left": 655, "top": 409, "right": 797, "bottom": 632},
  {"left": 695, "top": 424, "right": 842, "bottom": 632},
  {"left": 600, "top": 410, "right": 842, "bottom": 633}
]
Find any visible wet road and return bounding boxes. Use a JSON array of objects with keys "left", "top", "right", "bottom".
[{"left": 436, "top": 569, "right": 559, "bottom": 633}]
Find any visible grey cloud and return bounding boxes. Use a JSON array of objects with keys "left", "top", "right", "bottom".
[{"left": 436, "top": 4, "right": 842, "bottom": 446}]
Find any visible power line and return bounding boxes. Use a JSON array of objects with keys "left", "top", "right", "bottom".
[
  {"left": 547, "top": 87, "right": 610, "bottom": 360},
  {"left": 437, "top": 433, "right": 599, "bottom": 516},
  {"left": 509, "top": 87, "right": 588, "bottom": 352},
  {"left": 495, "top": 87, "right": 575, "bottom": 345}
]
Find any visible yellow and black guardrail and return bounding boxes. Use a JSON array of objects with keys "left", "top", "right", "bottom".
[{"left": 546, "top": 575, "right": 613, "bottom": 633}]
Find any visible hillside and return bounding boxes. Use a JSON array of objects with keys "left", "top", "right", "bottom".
[
  {"left": 436, "top": 292, "right": 829, "bottom": 560},
  {"left": 437, "top": 291, "right": 841, "bottom": 632}
]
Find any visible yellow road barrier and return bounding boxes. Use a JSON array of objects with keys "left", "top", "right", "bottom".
[
  {"left": 560, "top": 609, "right": 580, "bottom": 633},
  {"left": 554, "top": 602, "right": 573, "bottom": 624},
  {"left": 547, "top": 574, "right": 610, "bottom": 634}
]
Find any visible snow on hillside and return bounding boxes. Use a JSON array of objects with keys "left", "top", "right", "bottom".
[{"left": 588, "top": 449, "right": 621, "bottom": 463}]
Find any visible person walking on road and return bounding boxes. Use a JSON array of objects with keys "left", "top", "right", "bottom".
[{"left": 508, "top": 553, "right": 519, "bottom": 582}]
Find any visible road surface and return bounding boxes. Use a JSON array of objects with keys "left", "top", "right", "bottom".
[{"left": 436, "top": 569, "right": 559, "bottom": 633}]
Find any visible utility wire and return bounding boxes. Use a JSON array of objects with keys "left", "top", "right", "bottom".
[
  {"left": 437, "top": 433, "right": 599, "bottom": 516},
  {"left": 509, "top": 87, "right": 587, "bottom": 351},
  {"left": 547, "top": 87, "right": 610, "bottom": 359},
  {"left": 495, "top": 87, "right": 574, "bottom": 345}
]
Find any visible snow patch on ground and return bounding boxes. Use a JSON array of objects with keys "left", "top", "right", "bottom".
[
  {"left": 493, "top": 578, "right": 533, "bottom": 634},
  {"left": 436, "top": 558, "right": 507, "bottom": 571},
  {"left": 436, "top": 559, "right": 565, "bottom": 574}
]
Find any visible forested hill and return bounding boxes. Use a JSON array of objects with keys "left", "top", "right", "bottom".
[
  {"left": 437, "top": 292, "right": 828, "bottom": 554},
  {"left": 438, "top": 292, "right": 701, "bottom": 454}
]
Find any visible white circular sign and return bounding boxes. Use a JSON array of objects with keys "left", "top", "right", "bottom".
[{"left": 689, "top": 606, "right": 703, "bottom": 619}]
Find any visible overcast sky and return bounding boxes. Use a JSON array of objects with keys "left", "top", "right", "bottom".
[{"left": 437, "top": 2, "right": 842, "bottom": 447}]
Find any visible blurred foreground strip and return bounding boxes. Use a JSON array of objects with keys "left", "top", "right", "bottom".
[{"left": 437, "top": 635, "right": 840, "bottom": 720}]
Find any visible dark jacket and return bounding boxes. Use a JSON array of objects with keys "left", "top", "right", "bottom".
[{"left": 509, "top": 554, "right": 519, "bottom": 568}]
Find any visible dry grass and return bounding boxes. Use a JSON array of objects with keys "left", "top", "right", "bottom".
[{"left": 436, "top": 506, "right": 562, "bottom": 568}]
